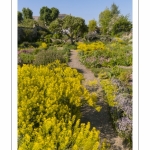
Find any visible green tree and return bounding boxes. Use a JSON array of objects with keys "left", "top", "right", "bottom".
[
  {"left": 99, "top": 8, "right": 112, "bottom": 34},
  {"left": 18, "top": 11, "right": 23, "bottom": 23},
  {"left": 40, "top": 6, "right": 52, "bottom": 25},
  {"left": 110, "top": 15, "right": 132, "bottom": 35},
  {"left": 99, "top": 3, "right": 131, "bottom": 35},
  {"left": 49, "top": 15, "right": 87, "bottom": 44},
  {"left": 22, "top": 8, "right": 33, "bottom": 19},
  {"left": 40, "top": 6, "right": 59, "bottom": 26},
  {"left": 110, "top": 3, "right": 120, "bottom": 15},
  {"left": 63, "top": 15, "right": 87, "bottom": 43},
  {"left": 88, "top": 19, "right": 97, "bottom": 32},
  {"left": 49, "top": 18, "right": 63, "bottom": 34},
  {"left": 50, "top": 7, "right": 60, "bottom": 21}
]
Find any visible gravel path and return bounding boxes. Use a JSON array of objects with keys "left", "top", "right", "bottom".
[{"left": 68, "top": 50, "right": 130, "bottom": 150}]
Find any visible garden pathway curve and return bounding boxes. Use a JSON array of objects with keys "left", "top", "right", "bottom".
[{"left": 68, "top": 50, "right": 130, "bottom": 150}]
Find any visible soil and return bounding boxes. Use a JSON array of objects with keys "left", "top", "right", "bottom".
[{"left": 68, "top": 50, "right": 130, "bottom": 150}]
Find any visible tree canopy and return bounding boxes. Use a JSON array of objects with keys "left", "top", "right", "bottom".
[
  {"left": 39, "top": 6, "right": 59, "bottom": 25},
  {"left": 99, "top": 8, "right": 112, "bottom": 34},
  {"left": 49, "top": 15, "right": 87, "bottom": 44},
  {"left": 22, "top": 8, "right": 33, "bottom": 19},
  {"left": 50, "top": 7, "right": 60, "bottom": 21},
  {"left": 110, "top": 3, "right": 120, "bottom": 15},
  {"left": 18, "top": 11, "right": 23, "bottom": 23},
  {"left": 99, "top": 3, "right": 132, "bottom": 35},
  {"left": 88, "top": 19, "right": 97, "bottom": 32},
  {"left": 110, "top": 15, "right": 132, "bottom": 35}
]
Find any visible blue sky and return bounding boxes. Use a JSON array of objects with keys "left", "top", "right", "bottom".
[{"left": 18, "top": 0, "right": 132, "bottom": 25}]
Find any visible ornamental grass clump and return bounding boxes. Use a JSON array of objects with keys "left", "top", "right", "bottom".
[{"left": 18, "top": 60, "right": 102, "bottom": 150}]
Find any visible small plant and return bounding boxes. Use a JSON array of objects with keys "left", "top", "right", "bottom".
[{"left": 18, "top": 53, "right": 34, "bottom": 65}]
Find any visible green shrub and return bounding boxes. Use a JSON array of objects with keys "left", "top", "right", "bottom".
[
  {"left": 52, "top": 40, "right": 62, "bottom": 45},
  {"left": 19, "top": 42, "right": 31, "bottom": 48},
  {"left": 110, "top": 16, "right": 132, "bottom": 36},
  {"left": 19, "top": 42, "right": 39, "bottom": 49},
  {"left": 18, "top": 19, "right": 35, "bottom": 28},
  {"left": 18, "top": 53, "right": 34, "bottom": 65},
  {"left": 63, "top": 43, "right": 77, "bottom": 50},
  {"left": 33, "top": 48, "right": 70, "bottom": 66}
]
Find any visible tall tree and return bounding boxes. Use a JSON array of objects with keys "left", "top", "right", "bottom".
[
  {"left": 99, "top": 3, "right": 132, "bottom": 35},
  {"left": 22, "top": 8, "right": 33, "bottom": 19},
  {"left": 110, "top": 15, "right": 132, "bottom": 35},
  {"left": 88, "top": 19, "right": 97, "bottom": 32},
  {"left": 63, "top": 15, "right": 87, "bottom": 43},
  {"left": 18, "top": 11, "right": 23, "bottom": 23},
  {"left": 110, "top": 3, "right": 120, "bottom": 15},
  {"left": 40, "top": 7, "right": 59, "bottom": 26},
  {"left": 49, "top": 15, "right": 87, "bottom": 44},
  {"left": 40, "top": 6, "right": 52, "bottom": 25},
  {"left": 99, "top": 8, "right": 112, "bottom": 34},
  {"left": 50, "top": 7, "right": 60, "bottom": 21}
]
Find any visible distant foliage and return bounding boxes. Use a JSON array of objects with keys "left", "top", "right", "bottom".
[
  {"left": 18, "top": 11, "right": 23, "bottom": 23},
  {"left": 99, "top": 8, "right": 112, "bottom": 34},
  {"left": 110, "top": 15, "right": 132, "bottom": 35},
  {"left": 40, "top": 6, "right": 59, "bottom": 25},
  {"left": 49, "top": 15, "right": 87, "bottom": 44},
  {"left": 99, "top": 3, "right": 132, "bottom": 35},
  {"left": 22, "top": 7, "right": 33, "bottom": 19},
  {"left": 85, "top": 32, "right": 100, "bottom": 42},
  {"left": 88, "top": 20, "right": 97, "bottom": 32},
  {"left": 110, "top": 3, "right": 120, "bottom": 15}
]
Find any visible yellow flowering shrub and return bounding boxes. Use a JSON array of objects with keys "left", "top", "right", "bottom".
[
  {"left": 18, "top": 60, "right": 102, "bottom": 149},
  {"left": 40, "top": 42, "right": 47, "bottom": 49},
  {"left": 77, "top": 41, "right": 105, "bottom": 51},
  {"left": 99, "top": 72, "right": 118, "bottom": 107}
]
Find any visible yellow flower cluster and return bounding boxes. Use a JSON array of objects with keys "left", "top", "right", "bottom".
[
  {"left": 40, "top": 42, "right": 47, "bottom": 49},
  {"left": 18, "top": 115, "right": 100, "bottom": 150},
  {"left": 77, "top": 41, "right": 105, "bottom": 51},
  {"left": 18, "top": 60, "right": 101, "bottom": 149},
  {"left": 99, "top": 72, "right": 118, "bottom": 107}
]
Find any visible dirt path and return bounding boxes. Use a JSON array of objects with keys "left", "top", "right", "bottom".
[{"left": 68, "top": 50, "right": 130, "bottom": 150}]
